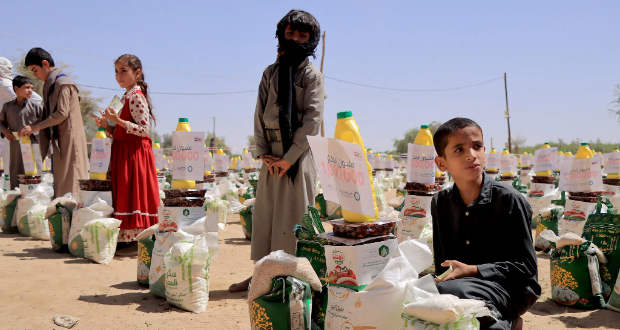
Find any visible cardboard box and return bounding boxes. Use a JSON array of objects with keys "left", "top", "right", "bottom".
[{"left": 158, "top": 206, "right": 204, "bottom": 232}]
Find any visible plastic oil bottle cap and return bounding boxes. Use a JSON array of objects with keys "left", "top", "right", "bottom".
[
  {"left": 154, "top": 140, "right": 160, "bottom": 143},
  {"left": 581, "top": 142, "right": 588, "bottom": 146},
  {"left": 179, "top": 118, "right": 189, "bottom": 122},
  {"left": 337, "top": 111, "right": 353, "bottom": 119},
  {"left": 421, "top": 124, "right": 429, "bottom": 129},
  {"left": 98, "top": 127, "right": 106, "bottom": 132}
]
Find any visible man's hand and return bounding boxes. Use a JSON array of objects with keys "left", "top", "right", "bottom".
[
  {"left": 2, "top": 128, "right": 15, "bottom": 141},
  {"left": 272, "top": 159, "right": 292, "bottom": 178},
  {"left": 259, "top": 154, "right": 281, "bottom": 175},
  {"left": 435, "top": 260, "right": 479, "bottom": 283},
  {"left": 18, "top": 124, "right": 41, "bottom": 138}
]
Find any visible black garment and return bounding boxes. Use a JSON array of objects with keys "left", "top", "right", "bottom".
[{"left": 431, "top": 173, "right": 541, "bottom": 329}]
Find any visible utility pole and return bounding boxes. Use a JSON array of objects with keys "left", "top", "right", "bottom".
[
  {"left": 504, "top": 72, "right": 512, "bottom": 153},
  {"left": 320, "top": 31, "right": 326, "bottom": 137}
]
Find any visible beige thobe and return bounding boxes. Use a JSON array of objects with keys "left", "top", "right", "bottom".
[
  {"left": 39, "top": 71, "right": 88, "bottom": 198},
  {"left": 251, "top": 58, "right": 325, "bottom": 261}
]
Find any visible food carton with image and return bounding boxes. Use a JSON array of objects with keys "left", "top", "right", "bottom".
[
  {"left": 564, "top": 200, "right": 598, "bottom": 221},
  {"left": 324, "top": 237, "right": 398, "bottom": 291},
  {"left": 158, "top": 206, "right": 204, "bottom": 232},
  {"left": 401, "top": 195, "right": 432, "bottom": 218}
]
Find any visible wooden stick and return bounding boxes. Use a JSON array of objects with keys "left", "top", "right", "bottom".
[{"left": 320, "top": 31, "right": 326, "bottom": 137}]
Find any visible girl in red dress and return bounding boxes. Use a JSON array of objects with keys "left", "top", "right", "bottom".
[{"left": 94, "top": 54, "right": 160, "bottom": 255}]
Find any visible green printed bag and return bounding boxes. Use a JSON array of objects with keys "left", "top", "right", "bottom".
[
  {"left": 535, "top": 207, "right": 562, "bottom": 252},
  {"left": 294, "top": 205, "right": 328, "bottom": 330},
  {"left": 314, "top": 193, "right": 327, "bottom": 218},
  {"left": 238, "top": 186, "right": 254, "bottom": 205},
  {"left": 0, "top": 194, "right": 20, "bottom": 234},
  {"left": 137, "top": 235, "right": 156, "bottom": 287},
  {"left": 582, "top": 197, "right": 620, "bottom": 298},
  {"left": 402, "top": 312, "right": 482, "bottom": 330},
  {"left": 608, "top": 271, "right": 620, "bottom": 312},
  {"left": 550, "top": 240, "right": 606, "bottom": 309},
  {"left": 48, "top": 204, "right": 72, "bottom": 252},
  {"left": 239, "top": 204, "right": 253, "bottom": 240},
  {"left": 250, "top": 276, "right": 312, "bottom": 330},
  {"left": 552, "top": 191, "right": 566, "bottom": 206}
]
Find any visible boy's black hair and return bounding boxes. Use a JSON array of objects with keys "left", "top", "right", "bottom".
[
  {"left": 25, "top": 47, "right": 55, "bottom": 67},
  {"left": 433, "top": 118, "right": 483, "bottom": 157},
  {"left": 276, "top": 9, "right": 321, "bottom": 56},
  {"left": 12, "top": 75, "right": 33, "bottom": 91}
]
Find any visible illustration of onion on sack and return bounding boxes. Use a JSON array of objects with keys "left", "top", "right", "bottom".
[
  {"left": 529, "top": 188, "right": 545, "bottom": 198},
  {"left": 552, "top": 284, "right": 580, "bottom": 305},
  {"left": 564, "top": 209, "right": 587, "bottom": 220}
]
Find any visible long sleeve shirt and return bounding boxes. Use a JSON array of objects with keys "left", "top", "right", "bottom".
[
  {"left": 0, "top": 98, "right": 43, "bottom": 143},
  {"left": 120, "top": 85, "right": 150, "bottom": 137},
  {"left": 253, "top": 58, "right": 325, "bottom": 165},
  {"left": 431, "top": 173, "right": 541, "bottom": 301}
]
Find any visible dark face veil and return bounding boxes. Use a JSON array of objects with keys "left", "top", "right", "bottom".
[{"left": 275, "top": 10, "right": 320, "bottom": 181}]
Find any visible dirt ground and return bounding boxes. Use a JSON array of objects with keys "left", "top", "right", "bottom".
[{"left": 1, "top": 189, "right": 619, "bottom": 330}]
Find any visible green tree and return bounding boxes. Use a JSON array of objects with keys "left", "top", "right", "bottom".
[
  {"left": 11, "top": 51, "right": 103, "bottom": 142},
  {"left": 610, "top": 84, "right": 620, "bottom": 121},
  {"left": 392, "top": 121, "right": 442, "bottom": 155},
  {"left": 205, "top": 132, "right": 230, "bottom": 155}
]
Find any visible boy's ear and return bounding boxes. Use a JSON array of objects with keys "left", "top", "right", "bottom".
[
  {"left": 435, "top": 156, "right": 448, "bottom": 172},
  {"left": 42, "top": 60, "right": 50, "bottom": 69}
]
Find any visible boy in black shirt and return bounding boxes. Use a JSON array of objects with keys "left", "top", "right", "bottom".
[{"left": 431, "top": 118, "right": 540, "bottom": 330}]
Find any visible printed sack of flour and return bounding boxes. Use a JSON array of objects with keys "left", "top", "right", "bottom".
[
  {"left": 534, "top": 205, "right": 563, "bottom": 252},
  {"left": 164, "top": 235, "right": 211, "bottom": 313},
  {"left": 543, "top": 231, "right": 607, "bottom": 309},
  {"left": 402, "top": 294, "right": 491, "bottom": 330},
  {"left": 204, "top": 195, "right": 228, "bottom": 228},
  {"left": 26, "top": 202, "right": 50, "bottom": 240},
  {"left": 69, "top": 198, "right": 114, "bottom": 258},
  {"left": 1, "top": 192, "right": 20, "bottom": 233},
  {"left": 250, "top": 276, "right": 313, "bottom": 330},
  {"left": 582, "top": 197, "right": 620, "bottom": 297},
  {"left": 325, "top": 239, "right": 433, "bottom": 330},
  {"left": 608, "top": 271, "right": 620, "bottom": 312},
  {"left": 136, "top": 224, "right": 158, "bottom": 287},
  {"left": 77, "top": 190, "right": 112, "bottom": 208},
  {"left": 80, "top": 218, "right": 121, "bottom": 264},
  {"left": 150, "top": 219, "right": 206, "bottom": 297},
  {"left": 47, "top": 194, "right": 77, "bottom": 252},
  {"left": 16, "top": 186, "right": 51, "bottom": 237}
]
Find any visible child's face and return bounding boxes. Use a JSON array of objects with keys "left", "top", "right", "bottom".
[
  {"left": 284, "top": 24, "right": 310, "bottom": 44},
  {"left": 115, "top": 61, "right": 141, "bottom": 89},
  {"left": 14, "top": 82, "right": 34, "bottom": 99},
  {"left": 435, "top": 126, "right": 486, "bottom": 182},
  {"left": 27, "top": 61, "right": 52, "bottom": 82}
]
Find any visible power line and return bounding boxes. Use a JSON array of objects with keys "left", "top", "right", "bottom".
[
  {"left": 0, "top": 31, "right": 255, "bottom": 82},
  {"left": 324, "top": 76, "right": 504, "bottom": 92},
  {"left": 77, "top": 84, "right": 256, "bottom": 96}
]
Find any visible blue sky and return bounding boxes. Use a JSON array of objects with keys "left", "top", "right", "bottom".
[{"left": 3, "top": 0, "right": 620, "bottom": 152}]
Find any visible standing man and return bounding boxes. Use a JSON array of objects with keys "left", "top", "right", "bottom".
[{"left": 19, "top": 48, "right": 88, "bottom": 197}]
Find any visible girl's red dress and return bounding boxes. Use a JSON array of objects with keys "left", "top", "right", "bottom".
[{"left": 110, "top": 88, "right": 160, "bottom": 242}]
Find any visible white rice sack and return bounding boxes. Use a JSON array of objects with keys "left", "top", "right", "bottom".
[
  {"left": 16, "top": 196, "right": 37, "bottom": 235},
  {"left": 403, "top": 294, "right": 489, "bottom": 325},
  {"left": 77, "top": 190, "right": 113, "bottom": 208},
  {"left": 27, "top": 203, "right": 50, "bottom": 240},
  {"left": 248, "top": 250, "right": 322, "bottom": 302},
  {"left": 164, "top": 235, "right": 211, "bottom": 313},
  {"left": 69, "top": 198, "right": 114, "bottom": 258},
  {"left": 80, "top": 218, "right": 122, "bottom": 264},
  {"left": 150, "top": 219, "right": 207, "bottom": 297},
  {"left": 389, "top": 196, "right": 405, "bottom": 208},
  {"left": 45, "top": 193, "right": 77, "bottom": 219},
  {"left": 204, "top": 196, "right": 228, "bottom": 227}
]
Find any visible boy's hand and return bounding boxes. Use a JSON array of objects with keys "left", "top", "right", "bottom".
[
  {"left": 272, "top": 159, "right": 292, "bottom": 177},
  {"left": 2, "top": 128, "right": 15, "bottom": 141},
  {"left": 435, "top": 260, "right": 479, "bottom": 283},
  {"left": 18, "top": 124, "right": 40, "bottom": 137}
]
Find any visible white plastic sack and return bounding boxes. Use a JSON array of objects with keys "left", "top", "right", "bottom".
[
  {"left": 403, "top": 295, "right": 489, "bottom": 325},
  {"left": 77, "top": 190, "right": 112, "bottom": 208},
  {"left": 164, "top": 235, "right": 211, "bottom": 313},
  {"left": 204, "top": 196, "right": 228, "bottom": 228},
  {"left": 325, "top": 240, "right": 434, "bottom": 330},
  {"left": 69, "top": 198, "right": 114, "bottom": 258},
  {"left": 150, "top": 219, "right": 207, "bottom": 297},
  {"left": 45, "top": 193, "right": 77, "bottom": 219},
  {"left": 389, "top": 196, "right": 405, "bottom": 208},
  {"left": 27, "top": 203, "right": 50, "bottom": 240},
  {"left": 80, "top": 218, "right": 121, "bottom": 264}
]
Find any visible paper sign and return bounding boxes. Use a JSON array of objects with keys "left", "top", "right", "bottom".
[
  {"left": 592, "top": 153, "right": 602, "bottom": 169},
  {"left": 204, "top": 148, "right": 213, "bottom": 172},
  {"left": 20, "top": 142, "right": 36, "bottom": 172},
  {"left": 89, "top": 138, "right": 111, "bottom": 174},
  {"left": 385, "top": 158, "right": 394, "bottom": 170},
  {"left": 214, "top": 154, "right": 229, "bottom": 172},
  {"left": 521, "top": 154, "right": 532, "bottom": 167},
  {"left": 406, "top": 144, "right": 436, "bottom": 184},
  {"left": 605, "top": 152, "right": 620, "bottom": 174},
  {"left": 162, "top": 157, "right": 169, "bottom": 169},
  {"left": 153, "top": 148, "right": 164, "bottom": 170},
  {"left": 374, "top": 157, "right": 384, "bottom": 170},
  {"left": 241, "top": 152, "right": 253, "bottom": 169},
  {"left": 558, "top": 158, "right": 604, "bottom": 192},
  {"left": 107, "top": 95, "right": 123, "bottom": 127},
  {"left": 255, "top": 159, "right": 263, "bottom": 169},
  {"left": 171, "top": 131, "right": 204, "bottom": 181},
  {"left": 500, "top": 154, "right": 518, "bottom": 174},
  {"left": 533, "top": 147, "right": 559, "bottom": 173},
  {"left": 308, "top": 136, "right": 376, "bottom": 218},
  {"left": 486, "top": 152, "right": 500, "bottom": 170}
]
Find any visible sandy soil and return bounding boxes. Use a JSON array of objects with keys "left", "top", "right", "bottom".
[{"left": 1, "top": 190, "right": 618, "bottom": 329}]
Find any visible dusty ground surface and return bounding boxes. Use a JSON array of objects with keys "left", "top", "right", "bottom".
[{"left": 1, "top": 189, "right": 618, "bottom": 330}]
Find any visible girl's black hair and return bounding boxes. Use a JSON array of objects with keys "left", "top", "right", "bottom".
[
  {"left": 276, "top": 9, "right": 321, "bottom": 57},
  {"left": 25, "top": 47, "right": 55, "bottom": 67},
  {"left": 115, "top": 54, "right": 156, "bottom": 126}
]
